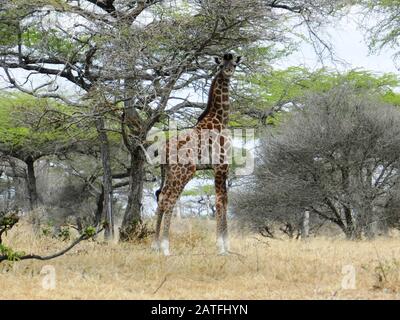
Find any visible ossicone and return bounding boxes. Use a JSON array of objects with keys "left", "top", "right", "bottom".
[{"left": 223, "top": 53, "right": 233, "bottom": 61}]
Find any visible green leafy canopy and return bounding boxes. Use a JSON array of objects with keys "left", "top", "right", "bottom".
[{"left": 0, "top": 93, "right": 92, "bottom": 157}]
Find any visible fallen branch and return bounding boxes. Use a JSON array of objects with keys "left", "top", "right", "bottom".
[{"left": 0, "top": 226, "right": 102, "bottom": 263}]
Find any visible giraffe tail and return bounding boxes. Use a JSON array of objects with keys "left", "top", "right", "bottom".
[{"left": 155, "top": 164, "right": 166, "bottom": 202}]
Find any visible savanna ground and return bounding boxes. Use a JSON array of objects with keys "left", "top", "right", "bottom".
[{"left": 1, "top": 218, "right": 400, "bottom": 300}]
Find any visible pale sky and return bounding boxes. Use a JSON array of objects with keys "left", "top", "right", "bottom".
[{"left": 275, "top": 11, "right": 399, "bottom": 75}]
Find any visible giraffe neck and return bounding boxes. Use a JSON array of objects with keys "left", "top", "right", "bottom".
[{"left": 197, "top": 72, "right": 230, "bottom": 126}]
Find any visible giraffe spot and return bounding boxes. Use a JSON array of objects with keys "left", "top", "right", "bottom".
[{"left": 206, "top": 122, "right": 214, "bottom": 130}]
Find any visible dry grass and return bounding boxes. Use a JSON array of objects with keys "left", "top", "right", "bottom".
[{"left": 1, "top": 218, "right": 400, "bottom": 300}]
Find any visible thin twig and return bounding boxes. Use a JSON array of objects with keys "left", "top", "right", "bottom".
[{"left": 153, "top": 275, "right": 168, "bottom": 294}]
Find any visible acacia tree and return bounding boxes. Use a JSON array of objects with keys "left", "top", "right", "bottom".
[
  {"left": 234, "top": 67, "right": 400, "bottom": 127},
  {"left": 0, "top": 0, "right": 347, "bottom": 240},
  {"left": 232, "top": 85, "right": 400, "bottom": 239},
  {"left": 0, "top": 93, "right": 93, "bottom": 212}
]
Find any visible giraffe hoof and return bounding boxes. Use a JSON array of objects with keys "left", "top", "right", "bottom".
[
  {"left": 161, "top": 239, "right": 170, "bottom": 256},
  {"left": 217, "top": 237, "right": 229, "bottom": 256},
  {"left": 218, "top": 251, "right": 229, "bottom": 256}
]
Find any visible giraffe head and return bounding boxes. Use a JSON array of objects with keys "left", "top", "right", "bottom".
[{"left": 214, "top": 53, "right": 241, "bottom": 79}]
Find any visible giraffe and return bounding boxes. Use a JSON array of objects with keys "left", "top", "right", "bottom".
[{"left": 152, "top": 53, "right": 242, "bottom": 256}]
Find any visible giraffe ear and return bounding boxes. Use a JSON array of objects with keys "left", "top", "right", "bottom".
[
  {"left": 235, "top": 56, "right": 242, "bottom": 64},
  {"left": 214, "top": 57, "right": 221, "bottom": 65}
]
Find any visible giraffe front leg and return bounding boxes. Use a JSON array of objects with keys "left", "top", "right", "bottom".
[
  {"left": 160, "top": 210, "right": 172, "bottom": 256},
  {"left": 156, "top": 164, "right": 196, "bottom": 256},
  {"left": 157, "top": 186, "right": 177, "bottom": 256},
  {"left": 151, "top": 207, "right": 163, "bottom": 251},
  {"left": 214, "top": 165, "right": 229, "bottom": 255},
  {"left": 159, "top": 188, "right": 193, "bottom": 256},
  {"left": 153, "top": 187, "right": 173, "bottom": 256}
]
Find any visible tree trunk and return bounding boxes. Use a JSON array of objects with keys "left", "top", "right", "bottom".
[
  {"left": 301, "top": 210, "right": 310, "bottom": 240},
  {"left": 6, "top": 175, "right": 12, "bottom": 209},
  {"left": 356, "top": 202, "right": 374, "bottom": 239},
  {"left": 119, "top": 147, "right": 145, "bottom": 241},
  {"left": 25, "top": 156, "right": 40, "bottom": 232},
  {"left": 25, "top": 156, "right": 38, "bottom": 210},
  {"left": 205, "top": 196, "right": 210, "bottom": 219},
  {"left": 94, "top": 185, "right": 104, "bottom": 227},
  {"left": 95, "top": 117, "right": 114, "bottom": 240},
  {"left": 343, "top": 205, "right": 358, "bottom": 240}
]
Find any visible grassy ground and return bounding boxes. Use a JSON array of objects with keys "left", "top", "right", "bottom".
[{"left": 1, "top": 218, "right": 400, "bottom": 300}]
